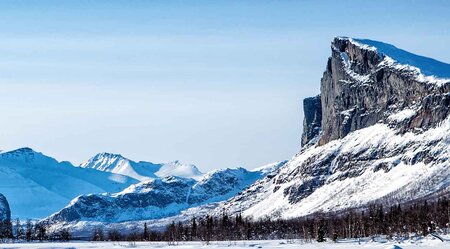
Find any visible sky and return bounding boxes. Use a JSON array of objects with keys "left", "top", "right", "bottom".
[{"left": 0, "top": 0, "right": 449, "bottom": 171}]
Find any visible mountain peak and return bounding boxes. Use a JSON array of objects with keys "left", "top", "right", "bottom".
[
  {"left": 155, "top": 161, "right": 203, "bottom": 179},
  {"left": 79, "top": 154, "right": 203, "bottom": 181},
  {"left": 93, "top": 152, "right": 126, "bottom": 160},
  {"left": 0, "top": 147, "right": 59, "bottom": 165},
  {"left": 332, "top": 37, "right": 450, "bottom": 85},
  {"left": 3, "top": 147, "right": 38, "bottom": 154},
  {"left": 80, "top": 152, "right": 130, "bottom": 171}
]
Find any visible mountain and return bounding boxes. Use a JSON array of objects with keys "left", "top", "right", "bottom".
[
  {"left": 79, "top": 153, "right": 203, "bottom": 181},
  {"left": 211, "top": 37, "right": 450, "bottom": 219},
  {"left": 43, "top": 161, "right": 287, "bottom": 234},
  {"left": 0, "top": 148, "right": 138, "bottom": 219},
  {"left": 0, "top": 194, "right": 10, "bottom": 222}
]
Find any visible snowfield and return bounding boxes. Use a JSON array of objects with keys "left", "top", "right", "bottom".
[
  {"left": 79, "top": 153, "right": 204, "bottom": 181},
  {"left": 1, "top": 239, "right": 448, "bottom": 249}
]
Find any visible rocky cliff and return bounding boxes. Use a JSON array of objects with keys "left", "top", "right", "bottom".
[
  {"left": 214, "top": 37, "right": 450, "bottom": 219},
  {"left": 0, "top": 194, "right": 10, "bottom": 222},
  {"left": 314, "top": 37, "right": 450, "bottom": 145},
  {"left": 301, "top": 95, "right": 322, "bottom": 146}
]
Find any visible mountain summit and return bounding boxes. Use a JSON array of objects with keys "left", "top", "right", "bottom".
[
  {"left": 214, "top": 37, "right": 450, "bottom": 219},
  {"left": 79, "top": 153, "right": 203, "bottom": 181}
]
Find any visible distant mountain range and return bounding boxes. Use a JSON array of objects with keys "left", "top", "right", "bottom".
[
  {"left": 0, "top": 147, "right": 284, "bottom": 220},
  {"left": 0, "top": 148, "right": 137, "bottom": 219}
]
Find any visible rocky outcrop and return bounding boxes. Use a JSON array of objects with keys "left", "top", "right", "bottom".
[
  {"left": 316, "top": 37, "right": 450, "bottom": 145},
  {"left": 0, "top": 194, "right": 11, "bottom": 222},
  {"left": 301, "top": 95, "right": 322, "bottom": 146},
  {"left": 216, "top": 37, "right": 450, "bottom": 219}
]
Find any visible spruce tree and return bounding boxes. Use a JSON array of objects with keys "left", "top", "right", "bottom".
[
  {"left": 143, "top": 222, "right": 149, "bottom": 241},
  {"left": 25, "top": 219, "right": 33, "bottom": 242},
  {"left": 316, "top": 224, "right": 325, "bottom": 242}
]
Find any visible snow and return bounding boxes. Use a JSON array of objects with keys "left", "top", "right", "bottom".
[
  {"left": 219, "top": 115, "right": 450, "bottom": 220},
  {"left": 353, "top": 38, "right": 450, "bottom": 79},
  {"left": 79, "top": 153, "right": 203, "bottom": 181},
  {"left": 44, "top": 164, "right": 284, "bottom": 234},
  {"left": 380, "top": 57, "right": 450, "bottom": 86},
  {"left": 339, "top": 51, "right": 372, "bottom": 83},
  {"left": 1, "top": 239, "right": 448, "bottom": 249},
  {"left": 48, "top": 203, "right": 219, "bottom": 238},
  {"left": 0, "top": 148, "right": 138, "bottom": 219},
  {"left": 251, "top": 161, "right": 287, "bottom": 174},
  {"left": 388, "top": 109, "right": 417, "bottom": 122},
  {"left": 336, "top": 37, "right": 450, "bottom": 86},
  {"left": 155, "top": 160, "right": 203, "bottom": 180}
]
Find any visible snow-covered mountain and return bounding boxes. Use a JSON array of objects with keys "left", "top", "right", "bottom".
[
  {"left": 0, "top": 148, "right": 138, "bottom": 219},
  {"left": 79, "top": 152, "right": 203, "bottom": 181},
  {"left": 44, "top": 161, "right": 287, "bottom": 233},
  {"left": 211, "top": 37, "right": 450, "bottom": 219}
]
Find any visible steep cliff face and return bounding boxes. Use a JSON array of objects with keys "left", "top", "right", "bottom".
[
  {"left": 317, "top": 37, "right": 450, "bottom": 145},
  {"left": 301, "top": 95, "right": 322, "bottom": 146},
  {"left": 215, "top": 37, "right": 450, "bottom": 219},
  {"left": 0, "top": 194, "right": 10, "bottom": 222}
]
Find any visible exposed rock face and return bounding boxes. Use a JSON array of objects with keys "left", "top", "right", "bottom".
[
  {"left": 317, "top": 37, "right": 450, "bottom": 145},
  {"left": 301, "top": 95, "right": 322, "bottom": 146},
  {"left": 0, "top": 194, "right": 11, "bottom": 222},
  {"left": 215, "top": 37, "right": 450, "bottom": 219}
]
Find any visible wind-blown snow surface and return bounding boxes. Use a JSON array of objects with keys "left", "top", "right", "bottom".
[
  {"left": 341, "top": 37, "right": 450, "bottom": 85},
  {"left": 353, "top": 38, "right": 450, "bottom": 79},
  {"left": 1, "top": 238, "right": 449, "bottom": 249},
  {"left": 79, "top": 153, "right": 203, "bottom": 181},
  {"left": 0, "top": 148, "right": 138, "bottom": 219}
]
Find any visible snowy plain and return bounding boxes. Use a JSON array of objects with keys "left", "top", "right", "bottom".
[{"left": 1, "top": 239, "right": 449, "bottom": 249}]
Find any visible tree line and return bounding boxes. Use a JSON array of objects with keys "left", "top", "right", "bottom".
[
  {"left": 1, "top": 197, "right": 448, "bottom": 243},
  {"left": 0, "top": 219, "right": 70, "bottom": 242},
  {"left": 89, "top": 197, "right": 449, "bottom": 243},
  {"left": 160, "top": 197, "right": 449, "bottom": 243}
]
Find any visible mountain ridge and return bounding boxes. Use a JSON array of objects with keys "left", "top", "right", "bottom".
[
  {"left": 43, "top": 161, "right": 287, "bottom": 232},
  {"left": 79, "top": 152, "right": 203, "bottom": 181},
  {"left": 211, "top": 37, "right": 450, "bottom": 220}
]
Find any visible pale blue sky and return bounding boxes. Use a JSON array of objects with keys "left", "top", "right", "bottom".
[{"left": 0, "top": 1, "right": 449, "bottom": 171}]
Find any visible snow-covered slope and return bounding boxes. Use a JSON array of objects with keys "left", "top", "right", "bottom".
[
  {"left": 156, "top": 160, "right": 203, "bottom": 179},
  {"left": 0, "top": 148, "right": 138, "bottom": 219},
  {"left": 44, "top": 161, "right": 287, "bottom": 230},
  {"left": 212, "top": 37, "right": 450, "bottom": 219},
  {"left": 352, "top": 38, "right": 450, "bottom": 80},
  {"left": 79, "top": 153, "right": 203, "bottom": 181}
]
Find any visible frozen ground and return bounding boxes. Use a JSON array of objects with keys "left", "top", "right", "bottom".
[{"left": 1, "top": 239, "right": 448, "bottom": 249}]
